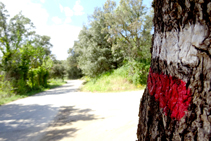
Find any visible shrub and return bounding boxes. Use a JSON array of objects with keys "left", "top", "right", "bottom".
[
  {"left": 50, "top": 64, "right": 66, "bottom": 80},
  {"left": 28, "top": 67, "right": 49, "bottom": 90},
  {"left": 124, "top": 60, "right": 150, "bottom": 85},
  {"left": 16, "top": 78, "right": 29, "bottom": 94},
  {"left": 0, "top": 75, "right": 14, "bottom": 98}
]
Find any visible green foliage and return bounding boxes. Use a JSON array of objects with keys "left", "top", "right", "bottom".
[
  {"left": 81, "top": 68, "right": 139, "bottom": 92},
  {"left": 71, "top": 8, "right": 123, "bottom": 77},
  {"left": 48, "top": 78, "right": 66, "bottom": 88},
  {"left": 0, "top": 2, "right": 53, "bottom": 95},
  {"left": 0, "top": 2, "right": 68, "bottom": 104},
  {"left": 16, "top": 78, "right": 28, "bottom": 94},
  {"left": 28, "top": 67, "right": 49, "bottom": 90},
  {"left": 0, "top": 75, "right": 14, "bottom": 98},
  {"left": 81, "top": 59, "right": 149, "bottom": 92},
  {"left": 51, "top": 64, "right": 66, "bottom": 80},
  {"left": 67, "top": 67, "right": 82, "bottom": 79},
  {"left": 0, "top": 79, "right": 66, "bottom": 105},
  {"left": 68, "top": 0, "right": 153, "bottom": 83},
  {"left": 124, "top": 60, "right": 150, "bottom": 85},
  {"left": 104, "top": 0, "right": 153, "bottom": 61}
]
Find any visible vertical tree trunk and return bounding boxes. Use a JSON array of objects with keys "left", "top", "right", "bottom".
[{"left": 137, "top": 0, "right": 211, "bottom": 140}]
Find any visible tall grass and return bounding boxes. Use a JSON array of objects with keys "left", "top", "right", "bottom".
[
  {"left": 81, "top": 64, "right": 147, "bottom": 92},
  {"left": 81, "top": 60, "right": 150, "bottom": 93}
]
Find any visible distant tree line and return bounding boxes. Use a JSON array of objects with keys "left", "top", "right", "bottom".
[{"left": 67, "top": 0, "right": 153, "bottom": 84}]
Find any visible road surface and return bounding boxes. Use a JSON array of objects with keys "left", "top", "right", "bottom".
[{"left": 0, "top": 80, "right": 144, "bottom": 141}]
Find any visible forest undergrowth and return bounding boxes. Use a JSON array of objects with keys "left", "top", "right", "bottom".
[{"left": 81, "top": 61, "right": 149, "bottom": 92}]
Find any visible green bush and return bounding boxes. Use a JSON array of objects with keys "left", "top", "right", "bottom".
[
  {"left": 81, "top": 68, "right": 138, "bottom": 92},
  {"left": 0, "top": 75, "right": 14, "bottom": 98},
  {"left": 50, "top": 64, "right": 66, "bottom": 80},
  {"left": 67, "top": 67, "right": 83, "bottom": 79},
  {"left": 28, "top": 67, "right": 49, "bottom": 90},
  {"left": 124, "top": 60, "right": 150, "bottom": 85},
  {"left": 81, "top": 59, "right": 150, "bottom": 92},
  {"left": 16, "top": 78, "right": 29, "bottom": 94}
]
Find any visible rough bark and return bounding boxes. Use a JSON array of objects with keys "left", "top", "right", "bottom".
[{"left": 137, "top": 0, "right": 211, "bottom": 140}]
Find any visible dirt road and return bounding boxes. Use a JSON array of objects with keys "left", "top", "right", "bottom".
[{"left": 0, "top": 80, "right": 143, "bottom": 141}]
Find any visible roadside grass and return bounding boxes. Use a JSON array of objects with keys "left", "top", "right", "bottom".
[
  {"left": 81, "top": 67, "right": 146, "bottom": 93},
  {"left": 0, "top": 79, "right": 66, "bottom": 105},
  {"left": 47, "top": 79, "right": 66, "bottom": 89}
]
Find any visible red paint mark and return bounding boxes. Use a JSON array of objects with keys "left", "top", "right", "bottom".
[{"left": 147, "top": 68, "right": 192, "bottom": 120}]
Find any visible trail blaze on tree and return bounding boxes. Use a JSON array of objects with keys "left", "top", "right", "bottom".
[
  {"left": 148, "top": 68, "right": 192, "bottom": 121},
  {"left": 137, "top": 0, "right": 211, "bottom": 140}
]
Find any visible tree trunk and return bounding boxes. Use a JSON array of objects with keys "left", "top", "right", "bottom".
[{"left": 137, "top": 0, "right": 211, "bottom": 140}]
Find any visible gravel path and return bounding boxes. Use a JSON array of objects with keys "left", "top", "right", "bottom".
[{"left": 0, "top": 80, "right": 143, "bottom": 141}]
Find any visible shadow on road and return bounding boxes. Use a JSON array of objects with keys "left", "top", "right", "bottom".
[
  {"left": 41, "top": 106, "right": 102, "bottom": 141},
  {"left": 34, "top": 84, "right": 78, "bottom": 97},
  {"left": 41, "top": 128, "right": 78, "bottom": 141},
  {"left": 34, "top": 88, "right": 77, "bottom": 96},
  {"left": 51, "top": 106, "right": 97, "bottom": 126},
  {"left": 0, "top": 104, "right": 58, "bottom": 141},
  {"left": 0, "top": 104, "right": 99, "bottom": 141}
]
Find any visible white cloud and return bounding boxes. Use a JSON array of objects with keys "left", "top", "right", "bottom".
[
  {"left": 59, "top": 0, "right": 84, "bottom": 25},
  {"left": 40, "top": 0, "right": 45, "bottom": 3},
  {"left": 1, "top": 0, "right": 49, "bottom": 32},
  {"left": 64, "top": 7, "right": 74, "bottom": 17},
  {"left": 63, "top": 7, "right": 74, "bottom": 24},
  {"left": 44, "top": 24, "right": 81, "bottom": 60},
  {"left": 73, "top": 0, "right": 84, "bottom": 16},
  {"left": 59, "top": 4, "right": 63, "bottom": 13},
  {"left": 64, "top": 17, "right": 72, "bottom": 24},
  {"left": 52, "top": 16, "right": 62, "bottom": 24}
]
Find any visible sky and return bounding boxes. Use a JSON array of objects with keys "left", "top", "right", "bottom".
[{"left": 1, "top": 0, "right": 152, "bottom": 60}]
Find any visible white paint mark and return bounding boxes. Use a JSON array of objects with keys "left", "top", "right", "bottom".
[{"left": 152, "top": 23, "right": 206, "bottom": 67}]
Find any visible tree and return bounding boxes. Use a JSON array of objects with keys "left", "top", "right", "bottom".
[
  {"left": 31, "top": 35, "right": 52, "bottom": 67},
  {"left": 0, "top": 6, "right": 34, "bottom": 79},
  {"left": 104, "top": 0, "right": 153, "bottom": 61},
  {"left": 0, "top": 1, "right": 53, "bottom": 93},
  {"left": 51, "top": 64, "right": 65, "bottom": 80},
  {"left": 137, "top": 0, "right": 211, "bottom": 140},
  {"left": 66, "top": 48, "right": 82, "bottom": 79},
  {"left": 0, "top": 2, "right": 9, "bottom": 72},
  {"left": 73, "top": 8, "right": 117, "bottom": 77},
  {"left": 50, "top": 60, "right": 66, "bottom": 80}
]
